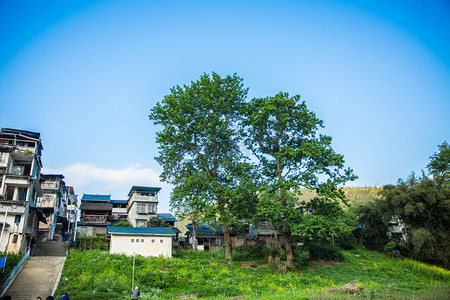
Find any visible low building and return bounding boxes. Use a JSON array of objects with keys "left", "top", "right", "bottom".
[{"left": 108, "top": 226, "right": 175, "bottom": 258}]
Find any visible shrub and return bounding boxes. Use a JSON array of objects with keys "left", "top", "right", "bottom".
[
  {"left": 307, "top": 242, "right": 344, "bottom": 261},
  {"left": 232, "top": 244, "right": 271, "bottom": 262},
  {"left": 75, "top": 236, "right": 108, "bottom": 251},
  {"left": 292, "top": 245, "right": 309, "bottom": 268}
]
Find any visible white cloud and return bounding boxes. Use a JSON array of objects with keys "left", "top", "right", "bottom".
[{"left": 41, "top": 163, "right": 172, "bottom": 208}]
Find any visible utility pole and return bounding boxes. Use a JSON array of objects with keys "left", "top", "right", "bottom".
[{"left": 131, "top": 252, "right": 136, "bottom": 291}]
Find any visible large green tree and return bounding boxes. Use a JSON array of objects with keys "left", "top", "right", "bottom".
[
  {"left": 149, "top": 72, "right": 255, "bottom": 261},
  {"left": 242, "top": 92, "right": 356, "bottom": 267}
]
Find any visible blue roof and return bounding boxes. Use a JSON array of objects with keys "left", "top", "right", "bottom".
[
  {"left": 109, "top": 200, "right": 127, "bottom": 204},
  {"left": 185, "top": 224, "right": 222, "bottom": 235},
  {"left": 81, "top": 194, "right": 111, "bottom": 201},
  {"left": 107, "top": 226, "right": 176, "bottom": 236},
  {"left": 157, "top": 213, "right": 177, "bottom": 222},
  {"left": 128, "top": 186, "right": 161, "bottom": 197}
]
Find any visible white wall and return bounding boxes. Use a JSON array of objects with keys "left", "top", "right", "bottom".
[{"left": 110, "top": 234, "right": 172, "bottom": 258}]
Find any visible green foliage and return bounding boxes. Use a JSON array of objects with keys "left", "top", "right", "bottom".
[
  {"left": 384, "top": 241, "right": 397, "bottom": 252},
  {"left": 381, "top": 174, "right": 450, "bottom": 268},
  {"left": 292, "top": 198, "right": 356, "bottom": 244},
  {"left": 355, "top": 198, "right": 391, "bottom": 251},
  {"left": 427, "top": 141, "right": 450, "bottom": 180},
  {"left": 307, "top": 242, "right": 345, "bottom": 261},
  {"left": 56, "top": 248, "right": 449, "bottom": 299},
  {"left": 242, "top": 92, "right": 357, "bottom": 266},
  {"left": 149, "top": 72, "right": 258, "bottom": 260},
  {"left": 232, "top": 244, "right": 271, "bottom": 262},
  {"left": 146, "top": 217, "right": 170, "bottom": 228},
  {"left": 112, "top": 220, "right": 132, "bottom": 227},
  {"left": 0, "top": 252, "right": 23, "bottom": 283},
  {"left": 75, "top": 236, "right": 108, "bottom": 251}
]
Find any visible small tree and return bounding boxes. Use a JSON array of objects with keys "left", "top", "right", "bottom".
[
  {"left": 146, "top": 217, "right": 170, "bottom": 228},
  {"left": 113, "top": 220, "right": 133, "bottom": 227}
]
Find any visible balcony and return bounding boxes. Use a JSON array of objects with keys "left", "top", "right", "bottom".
[{"left": 134, "top": 195, "right": 157, "bottom": 202}]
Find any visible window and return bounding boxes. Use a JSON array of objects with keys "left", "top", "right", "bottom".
[
  {"left": 160, "top": 239, "right": 163, "bottom": 243},
  {"left": 136, "top": 219, "right": 146, "bottom": 228},
  {"left": 152, "top": 239, "right": 155, "bottom": 243},
  {"left": 141, "top": 239, "right": 144, "bottom": 243},
  {"left": 136, "top": 203, "right": 146, "bottom": 214},
  {"left": 131, "top": 239, "right": 134, "bottom": 243},
  {"left": 0, "top": 152, "right": 6, "bottom": 163},
  {"left": 148, "top": 203, "right": 157, "bottom": 214},
  {"left": 12, "top": 235, "right": 18, "bottom": 243},
  {"left": 136, "top": 239, "right": 139, "bottom": 243},
  {"left": 14, "top": 215, "right": 21, "bottom": 225}
]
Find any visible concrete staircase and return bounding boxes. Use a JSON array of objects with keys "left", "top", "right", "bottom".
[{"left": 3, "top": 241, "right": 67, "bottom": 300}]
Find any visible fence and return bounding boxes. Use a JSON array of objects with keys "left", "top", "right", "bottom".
[{"left": 0, "top": 247, "right": 31, "bottom": 297}]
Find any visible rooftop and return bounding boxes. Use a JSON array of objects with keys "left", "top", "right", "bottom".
[
  {"left": 81, "top": 194, "right": 111, "bottom": 201},
  {"left": 128, "top": 186, "right": 161, "bottom": 197},
  {"left": 157, "top": 213, "right": 177, "bottom": 222},
  {"left": 80, "top": 202, "right": 113, "bottom": 211},
  {"left": 107, "top": 226, "right": 176, "bottom": 236}
]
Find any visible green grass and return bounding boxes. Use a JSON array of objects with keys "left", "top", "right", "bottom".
[{"left": 55, "top": 247, "right": 450, "bottom": 299}]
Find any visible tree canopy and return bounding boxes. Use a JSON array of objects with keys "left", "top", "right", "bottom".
[
  {"left": 242, "top": 92, "right": 356, "bottom": 267},
  {"left": 149, "top": 72, "right": 256, "bottom": 261}
]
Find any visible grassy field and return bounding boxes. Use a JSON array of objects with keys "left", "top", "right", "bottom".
[{"left": 55, "top": 247, "right": 449, "bottom": 299}]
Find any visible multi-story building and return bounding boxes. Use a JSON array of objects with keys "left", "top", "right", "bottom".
[
  {"left": 66, "top": 186, "right": 78, "bottom": 240},
  {"left": 0, "top": 128, "right": 43, "bottom": 254},
  {"left": 78, "top": 193, "right": 113, "bottom": 236},
  {"left": 126, "top": 186, "right": 160, "bottom": 227},
  {"left": 37, "top": 174, "right": 69, "bottom": 241}
]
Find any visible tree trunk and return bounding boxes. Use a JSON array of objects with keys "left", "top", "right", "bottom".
[
  {"left": 285, "top": 227, "right": 294, "bottom": 268},
  {"left": 193, "top": 221, "right": 197, "bottom": 251},
  {"left": 222, "top": 220, "right": 232, "bottom": 262}
]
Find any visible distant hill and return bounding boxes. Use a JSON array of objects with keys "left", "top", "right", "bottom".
[{"left": 297, "top": 186, "right": 382, "bottom": 205}]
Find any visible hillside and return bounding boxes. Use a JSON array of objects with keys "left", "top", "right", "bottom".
[
  {"left": 297, "top": 186, "right": 382, "bottom": 204},
  {"left": 55, "top": 248, "right": 449, "bottom": 299}
]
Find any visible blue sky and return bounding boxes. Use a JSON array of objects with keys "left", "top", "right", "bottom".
[{"left": 1, "top": 0, "right": 449, "bottom": 212}]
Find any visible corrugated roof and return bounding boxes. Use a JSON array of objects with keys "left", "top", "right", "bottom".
[
  {"left": 185, "top": 224, "right": 222, "bottom": 236},
  {"left": 157, "top": 213, "right": 177, "bottom": 222},
  {"left": 81, "top": 194, "right": 111, "bottom": 201},
  {"left": 128, "top": 186, "right": 161, "bottom": 197},
  {"left": 107, "top": 226, "right": 176, "bottom": 236},
  {"left": 109, "top": 200, "right": 127, "bottom": 204}
]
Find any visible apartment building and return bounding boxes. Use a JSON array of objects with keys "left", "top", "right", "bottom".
[
  {"left": 37, "top": 174, "right": 69, "bottom": 241},
  {"left": 0, "top": 128, "right": 44, "bottom": 254},
  {"left": 126, "top": 186, "right": 160, "bottom": 227}
]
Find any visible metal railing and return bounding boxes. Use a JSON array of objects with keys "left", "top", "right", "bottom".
[{"left": 0, "top": 246, "right": 32, "bottom": 296}]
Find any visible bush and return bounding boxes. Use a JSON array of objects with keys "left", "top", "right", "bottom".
[
  {"left": 232, "top": 244, "right": 271, "bottom": 262},
  {"left": 75, "top": 236, "right": 108, "bottom": 251},
  {"left": 292, "top": 245, "right": 309, "bottom": 268},
  {"left": 307, "top": 242, "right": 344, "bottom": 261},
  {"left": 338, "top": 232, "right": 357, "bottom": 250}
]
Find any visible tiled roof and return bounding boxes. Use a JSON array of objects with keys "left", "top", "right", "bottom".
[
  {"left": 157, "top": 213, "right": 177, "bottom": 222},
  {"left": 128, "top": 186, "right": 161, "bottom": 197},
  {"left": 107, "top": 226, "right": 176, "bottom": 236},
  {"left": 80, "top": 202, "right": 113, "bottom": 211},
  {"left": 81, "top": 194, "right": 111, "bottom": 201}
]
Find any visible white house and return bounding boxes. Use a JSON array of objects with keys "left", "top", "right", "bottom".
[{"left": 107, "top": 226, "right": 175, "bottom": 258}]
